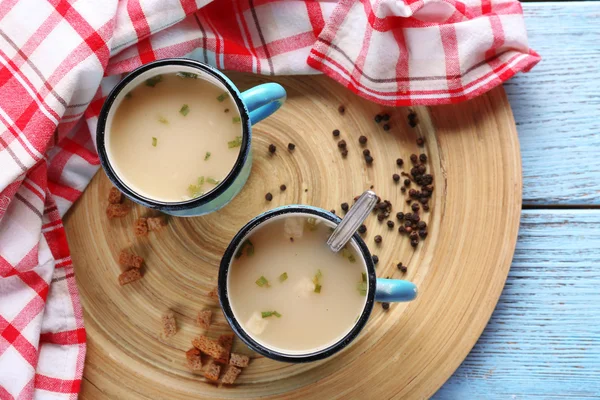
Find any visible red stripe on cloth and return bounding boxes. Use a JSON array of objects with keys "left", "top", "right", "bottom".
[
  {"left": 231, "top": 1, "right": 261, "bottom": 74},
  {"left": 482, "top": 0, "right": 492, "bottom": 15},
  {"left": 18, "top": 270, "right": 49, "bottom": 300},
  {"left": 0, "top": 105, "right": 43, "bottom": 162},
  {"left": 58, "top": 138, "right": 100, "bottom": 165},
  {"left": 391, "top": 27, "right": 410, "bottom": 95},
  {"left": 256, "top": 32, "right": 316, "bottom": 58},
  {"left": 34, "top": 375, "right": 81, "bottom": 394},
  {"left": 40, "top": 328, "right": 86, "bottom": 345},
  {"left": 127, "top": 0, "right": 155, "bottom": 63},
  {"left": 351, "top": 0, "right": 377, "bottom": 88},
  {"left": 47, "top": 181, "right": 81, "bottom": 204},
  {"left": 306, "top": 1, "right": 325, "bottom": 38},
  {"left": 485, "top": 15, "right": 505, "bottom": 61},
  {"left": 22, "top": 181, "right": 45, "bottom": 203},
  {"left": 201, "top": 10, "right": 222, "bottom": 68},
  {"left": 439, "top": 24, "right": 465, "bottom": 101},
  {"left": 180, "top": 0, "right": 199, "bottom": 14},
  {"left": 0, "top": 384, "right": 15, "bottom": 400}
]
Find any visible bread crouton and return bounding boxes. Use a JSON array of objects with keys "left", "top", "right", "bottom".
[
  {"left": 220, "top": 365, "right": 242, "bottom": 385},
  {"left": 134, "top": 218, "right": 148, "bottom": 236},
  {"left": 192, "top": 335, "right": 227, "bottom": 360},
  {"left": 215, "top": 334, "right": 234, "bottom": 364},
  {"left": 196, "top": 310, "right": 212, "bottom": 330},
  {"left": 162, "top": 311, "right": 177, "bottom": 338},
  {"left": 208, "top": 286, "right": 219, "bottom": 301},
  {"left": 229, "top": 353, "right": 250, "bottom": 368},
  {"left": 106, "top": 204, "right": 130, "bottom": 218},
  {"left": 203, "top": 359, "right": 221, "bottom": 381},
  {"left": 147, "top": 217, "right": 165, "bottom": 232},
  {"left": 118, "top": 268, "right": 142, "bottom": 285},
  {"left": 108, "top": 187, "right": 123, "bottom": 204},
  {"left": 186, "top": 348, "right": 202, "bottom": 371},
  {"left": 118, "top": 250, "right": 143, "bottom": 269}
]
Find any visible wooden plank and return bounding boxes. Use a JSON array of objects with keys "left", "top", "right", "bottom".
[
  {"left": 507, "top": 3, "right": 600, "bottom": 206},
  {"left": 436, "top": 210, "right": 600, "bottom": 398}
]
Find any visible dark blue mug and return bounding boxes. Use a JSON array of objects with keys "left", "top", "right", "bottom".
[
  {"left": 219, "top": 205, "right": 418, "bottom": 363},
  {"left": 96, "top": 58, "right": 286, "bottom": 216}
]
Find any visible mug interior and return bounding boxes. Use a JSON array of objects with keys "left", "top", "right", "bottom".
[
  {"left": 97, "top": 59, "right": 251, "bottom": 210},
  {"left": 219, "top": 206, "right": 376, "bottom": 362}
]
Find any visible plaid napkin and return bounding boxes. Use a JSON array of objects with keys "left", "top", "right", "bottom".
[{"left": 0, "top": 0, "right": 539, "bottom": 398}]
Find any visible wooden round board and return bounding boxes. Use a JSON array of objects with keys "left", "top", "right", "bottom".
[{"left": 64, "top": 73, "right": 521, "bottom": 399}]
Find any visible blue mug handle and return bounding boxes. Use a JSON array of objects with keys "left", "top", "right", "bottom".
[
  {"left": 375, "top": 278, "right": 418, "bottom": 302},
  {"left": 240, "top": 83, "right": 286, "bottom": 125}
]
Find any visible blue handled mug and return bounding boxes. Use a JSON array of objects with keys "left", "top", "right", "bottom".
[
  {"left": 96, "top": 58, "right": 286, "bottom": 217},
  {"left": 219, "top": 205, "right": 418, "bottom": 363}
]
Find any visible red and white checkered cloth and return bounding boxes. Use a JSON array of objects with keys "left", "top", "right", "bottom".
[{"left": 0, "top": 0, "right": 539, "bottom": 398}]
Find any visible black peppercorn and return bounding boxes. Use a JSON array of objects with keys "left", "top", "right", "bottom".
[
  {"left": 338, "top": 105, "right": 345, "bottom": 114},
  {"left": 417, "top": 221, "right": 427, "bottom": 229},
  {"left": 404, "top": 220, "right": 412, "bottom": 228},
  {"left": 423, "top": 204, "right": 430, "bottom": 211},
  {"left": 374, "top": 235, "right": 382, "bottom": 244},
  {"left": 397, "top": 262, "right": 407, "bottom": 273},
  {"left": 411, "top": 203, "right": 420, "bottom": 212},
  {"left": 374, "top": 114, "right": 383, "bottom": 123},
  {"left": 363, "top": 149, "right": 371, "bottom": 156},
  {"left": 288, "top": 143, "right": 296, "bottom": 151},
  {"left": 280, "top": 184, "right": 287, "bottom": 191},
  {"left": 330, "top": 209, "right": 336, "bottom": 214},
  {"left": 396, "top": 158, "right": 404, "bottom": 167},
  {"left": 333, "top": 129, "right": 340, "bottom": 137},
  {"left": 418, "top": 165, "right": 426, "bottom": 175},
  {"left": 416, "top": 137, "right": 425, "bottom": 146},
  {"left": 383, "top": 124, "right": 390, "bottom": 131},
  {"left": 411, "top": 239, "right": 419, "bottom": 248},
  {"left": 338, "top": 140, "right": 347, "bottom": 149},
  {"left": 341, "top": 202, "right": 349, "bottom": 211},
  {"left": 381, "top": 302, "right": 390, "bottom": 310},
  {"left": 387, "top": 220, "right": 394, "bottom": 229},
  {"left": 365, "top": 155, "right": 374, "bottom": 164},
  {"left": 398, "top": 226, "right": 406, "bottom": 234},
  {"left": 265, "top": 192, "right": 273, "bottom": 201},
  {"left": 404, "top": 179, "right": 411, "bottom": 187},
  {"left": 410, "top": 154, "right": 418, "bottom": 164},
  {"left": 409, "top": 189, "right": 417, "bottom": 197},
  {"left": 393, "top": 174, "right": 400, "bottom": 182},
  {"left": 359, "top": 135, "right": 368, "bottom": 145},
  {"left": 358, "top": 224, "right": 367, "bottom": 234},
  {"left": 419, "top": 153, "right": 427, "bottom": 162},
  {"left": 419, "top": 230, "right": 428, "bottom": 238},
  {"left": 419, "top": 197, "right": 429, "bottom": 205},
  {"left": 377, "top": 213, "right": 386, "bottom": 222},
  {"left": 341, "top": 149, "right": 348, "bottom": 157},
  {"left": 396, "top": 212, "right": 404, "bottom": 221},
  {"left": 382, "top": 113, "right": 390, "bottom": 121},
  {"left": 268, "top": 144, "right": 276, "bottom": 153},
  {"left": 409, "top": 231, "right": 418, "bottom": 240},
  {"left": 405, "top": 226, "right": 413, "bottom": 233},
  {"left": 372, "top": 255, "right": 379, "bottom": 265},
  {"left": 401, "top": 186, "right": 406, "bottom": 193}
]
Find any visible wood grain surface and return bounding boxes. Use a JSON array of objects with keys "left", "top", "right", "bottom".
[
  {"left": 437, "top": 210, "right": 600, "bottom": 398},
  {"left": 506, "top": 2, "right": 600, "bottom": 206},
  {"left": 64, "top": 76, "right": 522, "bottom": 399}
]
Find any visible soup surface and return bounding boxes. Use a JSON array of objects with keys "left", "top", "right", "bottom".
[
  {"left": 108, "top": 72, "right": 242, "bottom": 202},
  {"left": 228, "top": 216, "right": 368, "bottom": 354}
]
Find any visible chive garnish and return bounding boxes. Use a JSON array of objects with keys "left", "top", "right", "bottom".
[
  {"left": 357, "top": 272, "right": 367, "bottom": 296},
  {"left": 158, "top": 116, "right": 168, "bottom": 124},
  {"left": 204, "top": 152, "right": 211, "bottom": 161},
  {"left": 232, "top": 116, "right": 241, "bottom": 124},
  {"left": 176, "top": 72, "right": 198, "bottom": 79},
  {"left": 279, "top": 272, "right": 288, "bottom": 282},
  {"left": 348, "top": 254, "right": 356, "bottom": 263},
  {"left": 217, "top": 92, "right": 228, "bottom": 102},
  {"left": 198, "top": 176, "right": 205, "bottom": 186},
  {"left": 305, "top": 217, "right": 318, "bottom": 231},
  {"left": 235, "top": 240, "right": 254, "bottom": 258},
  {"left": 256, "top": 276, "right": 269, "bottom": 287},
  {"left": 180, "top": 104, "right": 190, "bottom": 116},
  {"left": 261, "top": 311, "right": 281, "bottom": 318},
  {"left": 362, "top": 272, "right": 367, "bottom": 282},
  {"left": 314, "top": 284, "right": 322, "bottom": 293},
  {"left": 206, "top": 177, "right": 220, "bottom": 185},
  {"left": 313, "top": 270, "right": 323, "bottom": 293},
  {"left": 228, "top": 136, "right": 242, "bottom": 148},
  {"left": 152, "top": 137, "right": 157, "bottom": 147},
  {"left": 187, "top": 184, "right": 203, "bottom": 198},
  {"left": 145, "top": 75, "right": 162, "bottom": 87}
]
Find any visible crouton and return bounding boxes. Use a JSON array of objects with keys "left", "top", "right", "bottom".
[
  {"left": 215, "top": 334, "right": 234, "bottom": 364},
  {"left": 196, "top": 310, "right": 212, "bottom": 330},
  {"left": 134, "top": 218, "right": 148, "bottom": 236},
  {"left": 118, "top": 268, "right": 142, "bottom": 285},
  {"left": 186, "top": 348, "right": 202, "bottom": 371},
  {"left": 203, "top": 359, "right": 221, "bottom": 381},
  {"left": 147, "top": 217, "right": 165, "bottom": 232},
  {"left": 192, "top": 335, "right": 227, "bottom": 360},
  {"left": 162, "top": 311, "right": 177, "bottom": 338},
  {"left": 229, "top": 353, "right": 250, "bottom": 368},
  {"left": 106, "top": 204, "right": 130, "bottom": 218},
  {"left": 118, "top": 250, "right": 143, "bottom": 269},
  {"left": 220, "top": 365, "right": 242, "bottom": 385},
  {"left": 108, "top": 187, "right": 123, "bottom": 204},
  {"left": 208, "top": 286, "right": 219, "bottom": 301}
]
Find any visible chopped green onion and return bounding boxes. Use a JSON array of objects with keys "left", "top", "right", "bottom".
[
  {"left": 313, "top": 269, "right": 323, "bottom": 293},
  {"left": 176, "top": 72, "right": 198, "bottom": 79},
  {"left": 314, "top": 283, "right": 322, "bottom": 293},
  {"left": 362, "top": 272, "right": 367, "bottom": 282},
  {"left": 158, "top": 116, "right": 168, "bottom": 124},
  {"left": 204, "top": 152, "right": 211, "bottom": 161},
  {"left": 152, "top": 137, "right": 157, "bottom": 147},
  {"left": 232, "top": 116, "right": 241, "bottom": 124},
  {"left": 206, "top": 177, "right": 220, "bottom": 185},
  {"left": 279, "top": 272, "right": 288, "bottom": 282},
  {"left": 348, "top": 254, "right": 356, "bottom": 263},
  {"left": 255, "top": 276, "right": 269, "bottom": 287},
  {"left": 180, "top": 104, "right": 190, "bottom": 116},
  {"left": 217, "top": 92, "right": 228, "bottom": 102},
  {"left": 228, "top": 136, "right": 242, "bottom": 148},
  {"left": 261, "top": 310, "right": 281, "bottom": 318},
  {"left": 125, "top": 92, "right": 132, "bottom": 99},
  {"left": 187, "top": 184, "right": 203, "bottom": 198},
  {"left": 305, "top": 217, "right": 318, "bottom": 231},
  {"left": 357, "top": 281, "right": 367, "bottom": 296},
  {"left": 145, "top": 75, "right": 162, "bottom": 87},
  {"left": 316, "top": 269, "right": 323, "bottom": 280},
  {"left": 235, "top": 240, "right": 254, "bottom": 258},
  {"left": 197, "top": 176, "right": 205, "bottom": 186}
]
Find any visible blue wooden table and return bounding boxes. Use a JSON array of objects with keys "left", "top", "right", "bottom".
[{"left": 435, "top": 2, "right": 600, "bottom": 398}]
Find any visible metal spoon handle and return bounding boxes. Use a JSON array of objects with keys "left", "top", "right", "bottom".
[{"left": 327, "top": 191, "right": 378, "bottom": 252}]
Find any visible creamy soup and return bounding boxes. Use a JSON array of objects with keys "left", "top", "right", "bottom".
[
  {"left": 107, "top": 72, "right": 242, "bottom": 202},
  {"left": 228, "top": 215, "right": 368, "bottom": 354}
]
